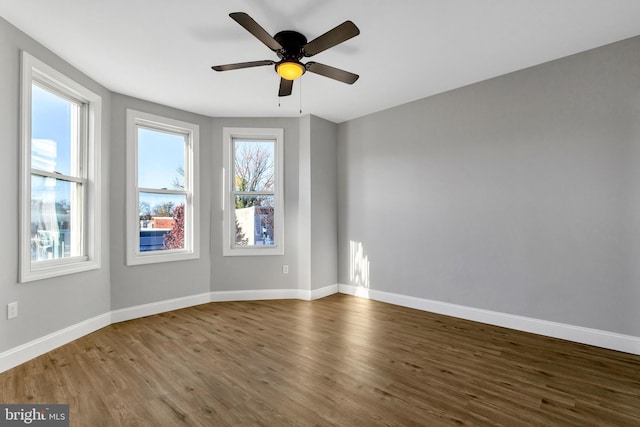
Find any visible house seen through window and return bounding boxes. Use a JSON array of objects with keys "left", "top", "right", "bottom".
[
  {"left": 137, "top": 127, "right": 187, "bottom": 252},
  {"left": 126, "top": 109, "right": 199, "bottom": 265},
  {"left": 233, "top": 139, "right": 276, "bottom": 247},
  {"left": 223, "top": 128, "right": 283, "bottom": 256}
]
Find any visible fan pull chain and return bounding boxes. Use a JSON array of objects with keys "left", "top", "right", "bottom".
[{"left": 299, "top": 78, "right": 303, "bottom": 115}]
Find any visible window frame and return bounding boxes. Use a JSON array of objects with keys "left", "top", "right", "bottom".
[
  {"left": 126, "top": 109, "right": 200, "bottom": 265},
  {"left": 19, "top": 51, "right": 102, "bottom": 282},
  {"left": 223, "top": 127, "right": 284, "bottom": 256}
]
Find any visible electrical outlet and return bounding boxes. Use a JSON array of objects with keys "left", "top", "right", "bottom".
[
  {"left": 282, "top": 265, "right": 289, "bottom": 274},
  {"left": 7, "top": 302, "right": 18, "bottom": 319}
]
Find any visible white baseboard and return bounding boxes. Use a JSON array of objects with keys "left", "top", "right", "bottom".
[
  {"left": 338, "top": 284, "right": 640, "bottom": 355},
  {"left": 211, "top": 288, "right": 302, "bottom": 302},
  {"left": 1, "top": 292, "right": 212, "bottom": 374},
  {"left": 111, "top": 292, "right": 212, "bottom": 323},
  {"left": 310, "top": 284, "right": 339, "bottom": 300},
  {"left": 210, "top": 284, "right": 338, "bottom": 302},
  {"left": 0, "top": 287, "right": 340, "bottom": 374},
  {"left": 0, "top": 313, "right": 111, "bottom": 374},
  {"left": 4, "top": 284, "right": 638, "bottom": 375}
]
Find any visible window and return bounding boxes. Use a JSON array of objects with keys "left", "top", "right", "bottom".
[
  {"left": 20, "top": 52, "right": 102, "bottom": 282},
  {"left": 223, "top": 128, "right": 284, "bottom": 256},
  {"left": 126, "top": 110, "right": 199, "bottom": 265}
]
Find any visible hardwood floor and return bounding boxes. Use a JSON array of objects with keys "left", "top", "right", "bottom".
[{"left": 1, "top": 294, "right": 639, "bottom": 426}]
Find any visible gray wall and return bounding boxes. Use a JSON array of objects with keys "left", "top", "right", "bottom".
[
  {"left": 211, "top": 117, "right": 301, "bottom": 292},
  {"left": 338, "top": 36, "right": 640, "bottom": 336},
  {"left": 110, "top": 94, "right": 212, "bottom": 309},
  {"left": 0, "top": 18, "right": 111, "bottom": 353},
  {"left": 310, "top": 116, "right": 338, "bottom": 290},
  {"left": 297, "top": 115, "right": 339, "bottom": 292}
]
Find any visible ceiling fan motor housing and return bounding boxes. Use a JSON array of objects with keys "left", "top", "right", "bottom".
[{"left": 274, "top": 30, "right": 308, "bottom": 61}]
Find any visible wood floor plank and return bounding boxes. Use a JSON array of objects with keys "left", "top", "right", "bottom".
[{"left": 1, "top": 294, "right": 639, "bottom": 426}]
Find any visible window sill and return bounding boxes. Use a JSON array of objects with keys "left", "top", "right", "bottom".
[
  {"left": 20, "top": 258, "right": 101, "bottom": 283},
  {"left": 126, "top": 249, "right": 200, "bottom": 266},
  {"left": 223, "top": 246, "right": 284, "bottom": 257}
]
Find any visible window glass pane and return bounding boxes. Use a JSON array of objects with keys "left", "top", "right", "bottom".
[
  {"left": 139, "top": 192, "right": 186, "bottom": 252},
  {"left": 31, "top": 84, "right": 78, "bottom": 176},
  {"left": 31, "top": 175, "right": 82, "bottom": 261},
  {"left": 233, "top": 140, "right": 275, "bottom": 192},
  {"left": 138, "top": 127, "right": 185, "bottom": 190},
  {"left": 234, "top": 195, "right": 275, "bottom": 246}
]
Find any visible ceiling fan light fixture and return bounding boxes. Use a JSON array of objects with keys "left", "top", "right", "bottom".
[{"left": 277, "top": 61, "right": 305, "bottom": 80}]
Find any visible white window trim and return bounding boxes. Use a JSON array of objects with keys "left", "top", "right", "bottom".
[
  {"left": 19, "top": 52, "right": 102, "bottom": 282},
  {"left": 223, "top": 127, "right": 284, "bottom": 256},
  {"left": 126, "top": 109, "right": 200, "bottom": 265}
]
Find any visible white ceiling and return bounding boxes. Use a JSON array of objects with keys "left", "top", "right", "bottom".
[{"left": 2, "top": 0, "right": 640, "bottom": 123}]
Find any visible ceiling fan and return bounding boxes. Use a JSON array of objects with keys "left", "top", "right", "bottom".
[{"left": 212, "top": 12, "right": 360, "bottom": 97}]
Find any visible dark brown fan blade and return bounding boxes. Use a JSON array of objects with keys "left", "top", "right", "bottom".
[
  {"left": 229, "top": 12, "right": 283, "bottom": 51},
  {"left": 278, "top": 78, "right": 293, "bottom": 97},
  {"left": 212, "top": 60, "right": 274, "bottom": 71},
  {"left": 303, "top": 21, "right": 359, "bottom": 57},
  {"left": 305, "top": 62, "right": 359, "bottom": 84}
]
